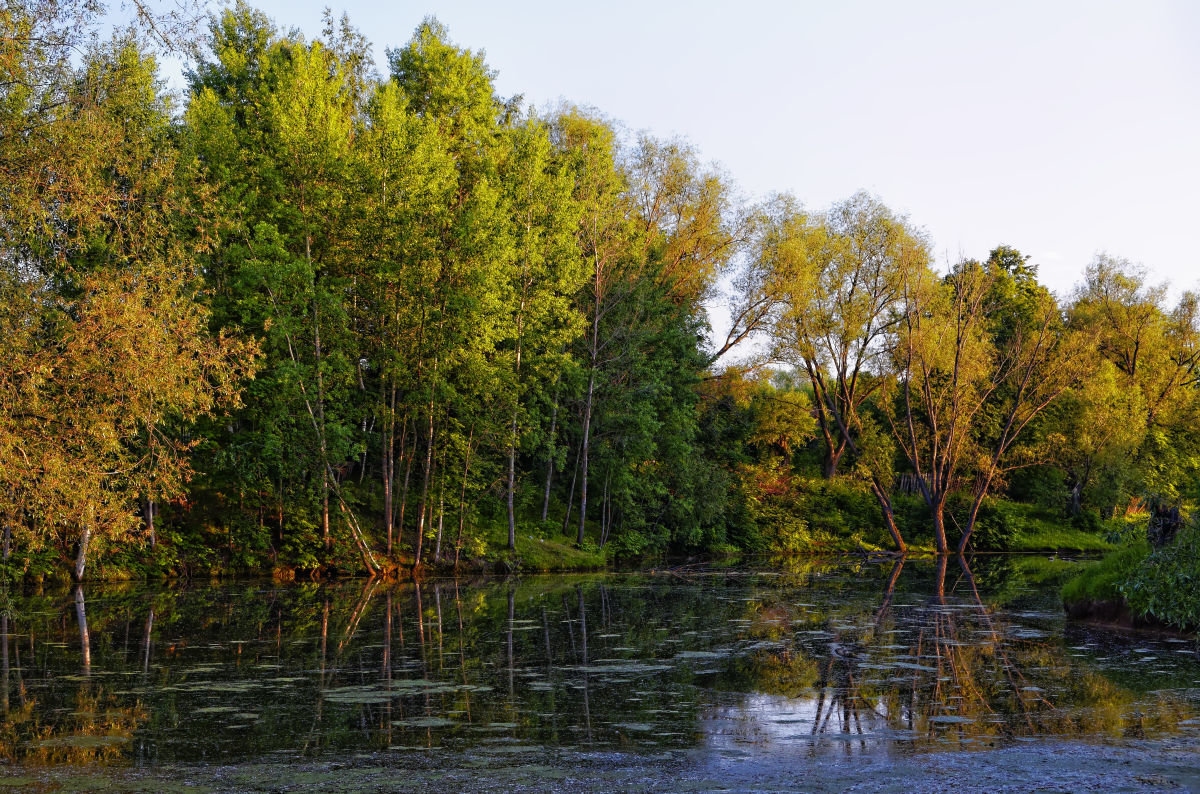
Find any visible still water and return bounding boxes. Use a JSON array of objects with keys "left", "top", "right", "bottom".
[{"left": 1, "top": 556, "right": 1198, "bottom": 768}]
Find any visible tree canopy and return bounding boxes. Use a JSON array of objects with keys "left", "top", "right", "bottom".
[{"left": 3, "top": 1, "right": 1199, "bottom": 579}]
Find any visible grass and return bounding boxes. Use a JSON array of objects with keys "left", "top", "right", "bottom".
[
  {"left": 480, "top": 521, "right": 607, "bottom": 572},
  {"left": 959, "top": 498, "right": 1116, "bottom": 553},
  {"left": 1060, "top": 541, "right": 1149, "bottom": 605},
  {"left": 1010, "top": 524, "right": 1115, "bottom": 553}
]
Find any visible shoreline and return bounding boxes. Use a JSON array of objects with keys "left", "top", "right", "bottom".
[{"left": 2, "top": 736, "right": 1198, "bottom": 792}]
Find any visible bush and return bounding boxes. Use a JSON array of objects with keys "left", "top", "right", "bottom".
[
  {"left": 1103, "top": 512, "right": 1146, "bottom": 545},
  {"left": 753, "top": 499, "right": 812, "bottom": 553},
  {"left": 798, "top": 478, "right": 894, "bottom": 549},
  {"left": 1120, "top": 525, "right": 1200, "bottom": 629},
  {"left": 957, "top": 496, "right": 1020, "bottom": 551},
  {"left": 1061, "top": 521, "right": 1200, "bottom": 629},
  {"left": 1071, "top": 509, "right": 1104, "bottom": 534}
]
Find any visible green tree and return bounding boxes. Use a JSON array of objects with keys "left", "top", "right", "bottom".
[
  {"left": 887, "top": 254, "right": 1092, "bottom": 552},
  {"left": 764, "top": 192, "right": 927, "bottom": 551},
  {"left": 387, "top": 17, "right": 514, "bottom": 565},
  {"left": 1068, "top": 256, "right": 1200, "bottom": 511},
  {"left": 496, "top": 117, "right": 585, "bottom": 550},
  {"left": 354, "top": 79, "right": 455, "bottom": 556},
  {"left": 187, "top": 5, "right": 372, "bottom": 568}
]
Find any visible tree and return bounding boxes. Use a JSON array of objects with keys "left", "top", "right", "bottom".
[
  {"left": 1051, "top": 361, "right": 1146, "bottom": 516},
  {"left": 551, "top": 109, "right": 630, "bottom": 547},
  {"left": 387, "top": 17, "right": 513, "bottom": 565},
  {"left": 1068, "top": 256, "right": 1200, "bottom": 510},
  {"left": 763, "top": 192, "right": 927, "bottom": 552},
  {"left": 887, "top": 251, "right": 1093, "bottom": 552},
  {"left": 353, "top": 79, "right": 455, "bottom": 556},
  {"left": 188, "top": 3, "right": 415, "bottom": 570},
  {"left": 496, "top": 117, "right": 584, "bottom": 550},
  {"left": 0, "top": 35, "right": 252, "bottom": 579}
]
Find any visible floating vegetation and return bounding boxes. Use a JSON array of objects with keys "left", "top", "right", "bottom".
[
  {"left": 393, "top": 716, "right": 457, "bottom": 728},
  {"left": 472, "top": 744, "right": 543, "bottom": 754},
  {"left": 322, "top": 686, "right": 395, "bottom": 704},
  {"left": 0, "top": 560, "right": 1196, "bottom": 769},
  {"left": 571, "top": 662, "right": 673, "bottom": 675},
  {"left": 674, "top": 651, "right": 729, "bottom": 660}
]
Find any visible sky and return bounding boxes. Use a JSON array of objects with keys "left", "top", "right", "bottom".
[{"left": 183, "top": 0, "right": 1199, "bottom": 299}]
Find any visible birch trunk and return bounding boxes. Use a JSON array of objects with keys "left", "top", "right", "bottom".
[
  {"left": 143, "top": 499, "right": 156, "bottom": 550},
  {"left": 74, "top": 523, "right": 91, "bottom": 582},
  {"left": 414, "top": 402, "right": 435, "bottom": 567}
]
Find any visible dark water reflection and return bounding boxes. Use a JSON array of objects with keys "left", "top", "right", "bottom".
[{"left": 0, "top": 556, "right": 1198, "bottom": 767}]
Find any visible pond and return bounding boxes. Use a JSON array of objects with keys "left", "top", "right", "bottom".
[{"left": 0, "top": 556, "right": 1198, "bottom": 790}]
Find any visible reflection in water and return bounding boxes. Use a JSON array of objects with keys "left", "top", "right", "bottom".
[
  {"left": 704, "top": 556, "right": 1194, "bottom": 756},
  {"left": 75, "top": 586, "right": 90, "bottom": 677},
  {"left": 0, "top": 557, "right": 1194, "bottom": 767}
]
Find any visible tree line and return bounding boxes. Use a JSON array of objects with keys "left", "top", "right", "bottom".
[{"left": 2, "top": 1, "right": 1197, "bottom": 579}]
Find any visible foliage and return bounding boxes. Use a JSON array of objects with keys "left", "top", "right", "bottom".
[
  {"left": 1063, "top": 521, "right": 1200, "bottom": 630},
  {"left": 887, "top": 250, "right": 1097, "bottom": 552},
  {"left": 1061, "top": 542, "right": 1150, "bottom": 606},
  {"left": 1120, "top": 525, "right": 1200, "bottom": 629},
  {"left": 0, "top": 27, "right": 254, "bottom": 580},
  {"left": 947, "top": 496, "right": 1019, "bottom": 551},
  {"left": 3, "top": 1, "right": 1200, "bottom": 590}
]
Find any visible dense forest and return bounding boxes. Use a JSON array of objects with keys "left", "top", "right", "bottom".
[{"left": 2, "top": 2, "right": 1199, "bottom": 616}]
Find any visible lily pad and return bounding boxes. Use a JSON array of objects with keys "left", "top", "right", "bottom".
[
  {"left": 323, "top": 686, "right": 394, "bottom": 704},
  {"left": 393, "top": 716, "right": 456, "bottom": 728}
]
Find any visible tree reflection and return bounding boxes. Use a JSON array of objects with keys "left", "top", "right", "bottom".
[
  {"left": 0, "top": 563, "right": 1191, "bottom": 766},
  {"left": 74, "top": 586, "right": 90, "bottom": 677},
  {"left": 710, "top": 555, "right": 1194, "bottom": 754}
]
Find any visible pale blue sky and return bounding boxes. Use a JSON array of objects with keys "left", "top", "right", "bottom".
[{"left": 199, "top": 0, "right": 1199, "bottom": 297}]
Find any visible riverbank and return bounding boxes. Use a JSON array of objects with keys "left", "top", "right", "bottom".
[
  {"left": 12, "top": 494, "right": 1125, "bottom": 584},
  {"left": 1061, "top": 524, "right": 1200, "bottom": 633}
]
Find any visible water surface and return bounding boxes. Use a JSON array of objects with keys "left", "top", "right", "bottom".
[{"left": 1, "top": 556, "right": 1197, "bottom": 771}]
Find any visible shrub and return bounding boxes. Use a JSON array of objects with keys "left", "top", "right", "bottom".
[
  {"left": 798, "top": 478, "right": 893, "bottom": 549},
  {"left": 1120, "top": 525, "right": 1200, "bottom": 629},
  {"left": 1071, "top": 509, "right": 1103, "bottom": 534},
  {"left": 962, "top": 497, "right": 1020, "bottom": 551},
  {"left": 1104, "top": 512, "right": 1146, "bottom": 545}
]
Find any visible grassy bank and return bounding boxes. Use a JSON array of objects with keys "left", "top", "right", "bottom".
[
  {"left": 1061, "top": 543, "right": 1150, "bottom": 605},
  {"left": 7, "top": 489, "right": 1132, "bottom": 584},
  {"left": 477, "top": 522, "right": 607, "bottom": 573},
  {"left": 1061, "top": 521, "right": 1200, "bottom": 631}
]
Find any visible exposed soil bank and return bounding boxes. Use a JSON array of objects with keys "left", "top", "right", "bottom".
[{"left": 4, "top": 737, "right": 1199, "bottom": 792}]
